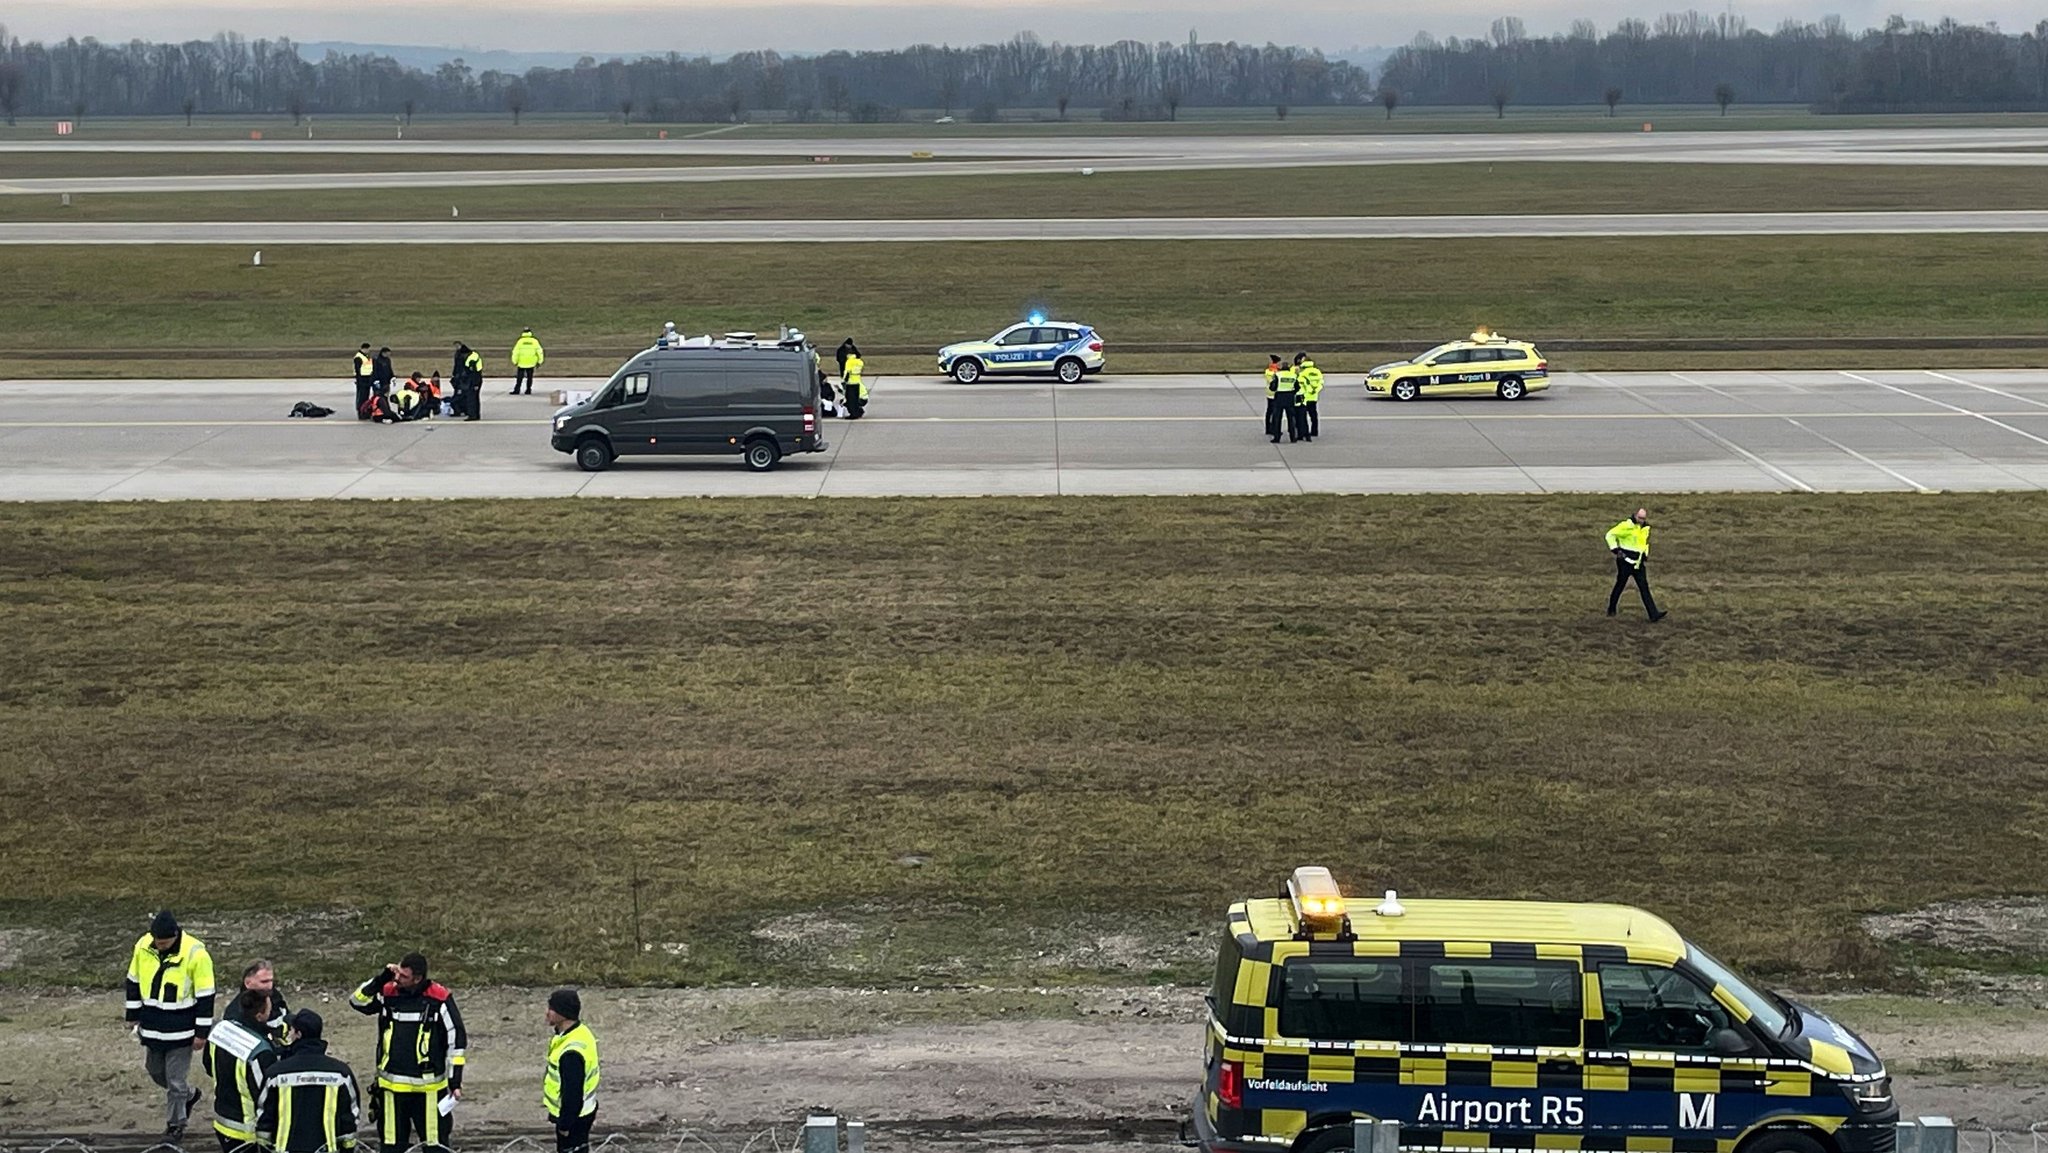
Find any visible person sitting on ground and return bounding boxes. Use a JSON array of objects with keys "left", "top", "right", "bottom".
[
  {"left": 363, "top": 390, "right": 397, "bottom": 423},
  {"left": 424, "top": 371, "right": 445, "bottom": 417},
  {"left": 390, "top": 375, "right": 423, "bottom": 421}
]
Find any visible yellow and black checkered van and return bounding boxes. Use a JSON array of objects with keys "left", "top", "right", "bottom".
[{"left": 1192, "top": 869, "right": 1896, "bottom": 1153}]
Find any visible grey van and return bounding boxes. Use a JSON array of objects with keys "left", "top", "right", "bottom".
[{"left": 550, "top": 339, "right": 827, "bottom": 472}]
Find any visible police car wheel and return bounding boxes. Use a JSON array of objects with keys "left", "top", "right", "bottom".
[
  {"left": 743, "top": 438, "right": 781, "bottom": 472},
  {"left": 574, "top": 437, "right": 613, "bottom": 472},
  {"left": 952, "top": 359, "right": 982, "bottom": 384},
  {"left": 1055, "top": 358, "right": 1084, "bottom": 383},
  {"left": 1497, "top": 376, "right": 1526, "bottom": 400},
  {"left": 1736, "top": 1130, "right": 1827, "bottom": 1153},
  {"left": 1392, "top": 381, "right": 1419, "bottom": 402}
]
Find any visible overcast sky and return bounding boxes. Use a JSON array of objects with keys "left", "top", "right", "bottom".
[{"left": 9, "top": 0, "right": 2039, "bottom": 58}]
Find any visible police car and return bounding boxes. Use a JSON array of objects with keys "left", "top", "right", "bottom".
[
  {"left": 1193, "top": 867, "right": 1896, "bottom": 1153},
  {"left": 937, "top": 317, "right": 1105, "bottom": 383},
  {"left": 1364, "top": 331, "right": 1549, "bottom": 402}
]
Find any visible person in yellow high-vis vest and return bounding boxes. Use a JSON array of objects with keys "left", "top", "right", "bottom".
[
  {"left": 1294, "top": 353, "right": 1324, "bottom": 441},
  {"left": 1605, "top": 507, "right": 1667, "bottom": 621},
  {"left": 544, "top": 989, "right": 600, "bottom": 1153},
  {"left": 353, "top": 344, "right": 377, "bottom": 420},
  {"left": 842, "top": 351, "right": 868, "bottom": 419},
  {"left": 510, "top": 328, "right": 545, "bottom": 395}
]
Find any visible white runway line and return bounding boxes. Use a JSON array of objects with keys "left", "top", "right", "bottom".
[
  {"left": 1921, "top": 369, "right": 2048, "bottom": 411},
  {"left": 1780, "top": 418, "right": 1931, "bottom": 493},
  {"left": 1838, "top": 371, "right": 2048, "bottom": 448},
  {"left": 1585, "top": 372, "right": 1817, "bottom": 493}
]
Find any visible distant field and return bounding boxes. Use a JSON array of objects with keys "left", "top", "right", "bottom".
[
  {"left": 12, "top": 106, "right": 2048, "bottom": 141},
  {"left": 2, "top": 162, "right": 2042, "bottom": 222},
  {"left": 1, "top": 495, "right": 2043, "bottom": 989},
  {"left": 2, "top": 235, "right": 2044, "bottom": 379},
  {"left": 0, "top": 152, "right": 864, "bottom": 179}
]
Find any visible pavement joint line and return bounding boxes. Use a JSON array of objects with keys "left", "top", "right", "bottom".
[
  {"left": 1049, "top": 377, "right": 1063, "bottom": 496},
  {"left": 1587, "top": 371, "right": 1817, "bottom": 493},
  {"left": 1453, "top": 401, "right": 1548, "bottom": 494},
  {"left": 1841, "top": 371, "right": 2048, "bottom": 450},
  {"left": 1781, "top": 417, "right": 1932, "bottom": 493},
  {"left": 1670, "top": 371, "right": 1765, "bottom": 412},
  {"left": 1922, "top": 368, "right": 2048, "bottom": 411}
]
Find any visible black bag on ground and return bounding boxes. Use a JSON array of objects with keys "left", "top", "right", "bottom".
[{"left": 289, "top": 402, "right": 335, "bottom": 418}]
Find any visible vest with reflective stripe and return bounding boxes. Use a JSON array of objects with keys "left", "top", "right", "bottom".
[{"left": 543, "top": 1022, "right": 600, "bottom": 1119}]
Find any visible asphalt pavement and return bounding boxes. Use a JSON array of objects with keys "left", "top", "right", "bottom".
[
  {"left": 6, "top": 127, "right": 2048, "bottom": 196},
  {"left": 3, "top": 370, "right": 2044, "bottom": 499}
]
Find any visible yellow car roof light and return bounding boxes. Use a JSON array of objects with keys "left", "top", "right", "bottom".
[{"left": 1286, "top": 865, "right": 1354, "bottom": 940}]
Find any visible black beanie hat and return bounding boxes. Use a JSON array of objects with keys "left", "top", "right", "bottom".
[
  {"left": 548, "top": 988, "right": 581, "bottom": 1019},
  {"left": 149, "top": 910, "right": 180, "bottom": 938},
  {"left": 290, "top": 1009, "right": 324, "bottom": 1040}
]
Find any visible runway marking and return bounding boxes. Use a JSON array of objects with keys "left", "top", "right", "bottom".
[
  {"left": 1781, "top": 418, "right": 1932, "bottom": 492},
  {"left": 1585, "top": 372, "right": 1816, "bottom": 492},
  {"left": 1839, "top": 372, "right": 2048, "bottom": 449},
  {"left": 1921, "top": 369, "right": 2048, "bottom": 411}
]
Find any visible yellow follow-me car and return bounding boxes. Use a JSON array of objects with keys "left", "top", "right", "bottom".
[{"left": 1364, "top": 330, "right": 1551, "bottom": 401}]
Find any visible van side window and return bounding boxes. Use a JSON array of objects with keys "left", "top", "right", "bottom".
[
  {"left": 1278, "top": 958, "right": 1409, "bottom": 1042},
  {"left": 623, "top": 373, "right": 650, "bottom": 401},
  {"left": 1416, "top": 960, "right": 1581, "bottom": 1048},
  {"left": 1597, "top": 963, "right": 1733, "bottom": 1052}
]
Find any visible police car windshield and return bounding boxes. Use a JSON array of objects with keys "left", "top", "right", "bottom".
[{"left": 1686, "top": 944, "right": 1793, "bottom": 1037}]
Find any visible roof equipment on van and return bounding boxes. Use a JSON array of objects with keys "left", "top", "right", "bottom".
[
  {"left": 1285, "top": 865, "right": 1353, "bottom": 940},
  {"left": 719, "top": 332, "right": 760, "bottom": 345},
  {"left": 1374, "top": 889, "right": 1406, "bottom": 918}
]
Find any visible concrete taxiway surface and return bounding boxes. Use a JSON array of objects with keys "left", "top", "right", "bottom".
[
  {"left": 3, "top": 370, "right": 2045, "bottom": 499},
  {"left": 7, "top": 211, "right": 2048, "bottom": 244}
]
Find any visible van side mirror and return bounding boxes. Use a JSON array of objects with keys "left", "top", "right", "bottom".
[{"left": 1708, "top": 1028, "right": 1752, "bottom": 1056}]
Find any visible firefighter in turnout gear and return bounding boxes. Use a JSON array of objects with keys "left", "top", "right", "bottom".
[
  {"left": 208, "top": 988, "right": 283, "bottom": 1153},
  {"left": 258, "top": 1010, "right": 363, "bottom": 1153},
  {"left": 543, "top": 989, "right": 601, "bottom": 1153},
  {"left": 1294, "top": 353, "right": 1324, "bottom": 441},
  {"left": 1605, "top": 506, "right": 1667, "bottom": 621},
  {"left": 350, "top": 952, "right": 467, "bottom": 1153},
  {"left": 125, "top": 909, "right": 217, "bottom": 1142}
]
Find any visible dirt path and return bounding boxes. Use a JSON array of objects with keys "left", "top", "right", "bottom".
[{"left": 2, "top": 985, "right": 2042, "bottom": 1141}]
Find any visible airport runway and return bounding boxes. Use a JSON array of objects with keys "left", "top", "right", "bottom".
[
  {"left": 7, "top": 211, "right": 2047, "bottom": 244},
  {"left": 6, "top": 127, "right": 2048, "bottom": 196},
  {"left": 3, "top": 370, "right": 2044, "bottom": 499}
]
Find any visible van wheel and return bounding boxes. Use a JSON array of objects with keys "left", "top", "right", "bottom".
[
  {"left": 1497, "top": 376, "right": 1526, "bottom": 400},
  {"left": 1391, "top": 380, "right": 1420, "bottom": 402},
  {"left": 1055, "top": 357, "right": 1085, "bottom": 383},
  {"left": 1736, "top": 1130, "right": 1828, "bottom": 1153},
  {"left": 743, "top": 438, "right": 782, "bottom": 472},
  {"left": 952, "top": 358, "right": 983, "bottom": 384},
  {"left": 1295, "top": 1127, "right": 1359, "bottom": 1153},
  {"left": 574, "top": 437, "right": 613, "bottom": 472}
]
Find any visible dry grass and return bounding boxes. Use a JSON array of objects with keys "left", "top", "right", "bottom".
[{"left": 2, "top": 496, "right": 2045, "bottom": 990}]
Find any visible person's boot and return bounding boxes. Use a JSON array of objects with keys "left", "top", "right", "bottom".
[{"left": 1649, "top": 610, "right": 1668, "bottom": 622}]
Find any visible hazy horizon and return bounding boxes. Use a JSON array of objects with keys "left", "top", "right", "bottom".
[{"left": 12, "top": 0, "right": 2042, "bottom": 59}]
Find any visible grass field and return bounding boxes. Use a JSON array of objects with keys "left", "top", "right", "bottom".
[
  {"left": 16, "top": 107, "right": 2048, "bottom": 139},
  {"left": 2, "top": 495, "right": 2044, "bottom": 990},
  {"left": 4, "top": 236, "right": 2046, "bottom": 379},
  {"left": 8, "top": 163, "right": 2046, "bottom": 222},
  {"left": 0, "top": 152, "right": 882, "bottom": 179}
]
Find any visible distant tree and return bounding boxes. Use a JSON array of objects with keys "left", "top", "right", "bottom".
[
  {"left": 1379, "top": 86, "right": 1399, "bottom": 119},
  {"left": 1275, "top": 103, "right": 1289, "bottom": 120},
  {"left": 1164, "top": 84, "right": 1181, "bottom": 121},
  {"left": 0, "top": 63, "right": 20, "bottom": 126},
  {"left": 619, "top": 99, "right": 633, "bottom": 123},
  {"left": 1491, "top": 87, "right": 1510, "bottom": 118},
  {"left": 724, "top": 82, "right": 745, "bottom": 122},
  {"left": 938, "top": 70, "right": 961, "bottom": 117},
  {"left": 1714, "top": 81, "right": 1735, "bottom": 115},
  {"left": 824, "top": 75, "right": 851, "bottom": 122},
  {"left": 286, "top": 92, "right": 304, "bottom": 125},
  {"left": 506, "top": 84, "right": 526, "bottom": 125},
  {"left": 1603, "top": 86, "right": 1622, "bottom": 116},
  {"left": 71, "top": 97, "right": 87, "bottom": 126},
  {"left": 1056, "top": 92, "right": 1070, "bottom": 120},
  {"left": 1828, "top": 76, "right": 1849, "bottom": 112},
  {"left": 401, "top": 98, "right": 415, "bottom": 125},
  {"left": 182, "top": 94, "right": 196, "bottom": 127}
]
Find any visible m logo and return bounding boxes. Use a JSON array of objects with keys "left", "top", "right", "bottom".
[{"left": 1678, "top": 1093, "right": 1717, "bottom": 1130}]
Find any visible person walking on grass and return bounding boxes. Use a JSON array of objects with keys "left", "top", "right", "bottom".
[
  {"left": 510, "top": 328, "right": 545, "bottom": 395},
  {"left": 124, "top": 910, "right": 216, "bottom": 1144},
  {"left": 1606, "top": 506, "right": 1667, "bottom": 621}
]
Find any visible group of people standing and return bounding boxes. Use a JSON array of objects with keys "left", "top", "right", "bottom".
[
  {"left": 125, "top": 911, "right": 600, "bottom": 1153},
  {"left": 1261, "top": 353, "right": 1325, "bottom": 443},
  {"left": 352, "top": 330, "right": 545, "bottom": 424}
]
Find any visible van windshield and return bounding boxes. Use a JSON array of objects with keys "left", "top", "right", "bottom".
[{"left": 1686, "top": 944, "right": 1792, "bottom": 1037}]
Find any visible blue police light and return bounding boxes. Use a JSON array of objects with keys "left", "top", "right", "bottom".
[{"left": 1027, "top": 312, "right": 1046, "bottom": 325}]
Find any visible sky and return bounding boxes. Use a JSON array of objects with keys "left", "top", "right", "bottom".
[{"left": 7, "top": 0, "right": 2038, "bottom": 58}]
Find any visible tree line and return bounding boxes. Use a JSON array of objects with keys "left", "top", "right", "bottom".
[
  {"left": 1376, "top": 12, "right": 2048, "bottom": 112},
  {"left": 0, "top": 28, "right": 1372, "bottom": 124}
]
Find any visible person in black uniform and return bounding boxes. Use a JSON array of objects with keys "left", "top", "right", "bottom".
[
  {"left": 257, "top": 1011, "right": 362, "bottom": 1153},
  {"left": 350, "top": 953, "right": 467, "bottom": 1153},
  {"left": 353, "top": 345, "right": 377, "bottom": 421},
  {"left": 372, "top": 348, "right": 395, "bottom": 402}
]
